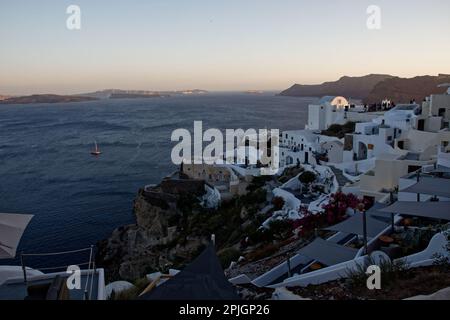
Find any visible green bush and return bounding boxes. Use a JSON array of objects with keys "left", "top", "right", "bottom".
[
  {"left": 249, "top": 229, "right": 271, "bottom": 243},
  {"left": 239, "top": 188, "right": 266, "bottom": 207},
  {"left": 299, "top": 171, "right": 317, "bottom": 185},
  {"left": 247, "top": 175, "right": 272, "bottom": 192},
  {"left": 321, "top": 122, "right": 356, "bottom": 139},
  {"left": 272, "top": 196, "right": 285, "bottom": 211},
  {"left": 346, "top": 258, "right": 411, "bottom": 290},
  {"left": 246, "top": 243, "right": 279, "bottom": 262},
  {"left": 218, "top": 248, "right": 241, "bottom": 268},
  {"left": 268, "top": 219, "right": 293, "bottom": 239}
]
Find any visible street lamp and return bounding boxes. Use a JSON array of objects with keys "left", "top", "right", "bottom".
[{"left": 358, "top": 203, "right": 368, "bottom": 255}]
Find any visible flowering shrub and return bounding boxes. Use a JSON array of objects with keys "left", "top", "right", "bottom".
[
  {"left": 291, "top": 207, "right": 327, "bottom": 238},
  {"left": 291, "top": 192, "right": 369, "bottom": 237},
  {"left": 322, "top": 192, "right": 369, "bottom": 225}
]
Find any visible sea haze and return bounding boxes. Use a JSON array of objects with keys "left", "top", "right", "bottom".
[{"left": 0, "top": 93, "right": 313, "bottom": 267}]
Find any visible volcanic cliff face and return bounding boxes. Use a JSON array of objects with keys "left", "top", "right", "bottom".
[
  {"left": 280, "top": 74, "right": 450, "bottom": 104},
  {"left": 96, "top": 178, "right": 209, "bottom": 282},
  {"left": 279, "top": 74, "right": 394, "bottom": 99},
  {"left": 364, "top": 74, "right": 450, "bottom": 104}
]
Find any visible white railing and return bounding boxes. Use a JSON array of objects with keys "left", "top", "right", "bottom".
[{"left": 20, "top": 246, "right": 97, "bottom": 300}]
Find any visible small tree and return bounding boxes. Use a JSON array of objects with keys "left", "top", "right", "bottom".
[
  {"left": 268, "top": 219, "right": 293, "bottom": 240},
  {"left": 272, "top": 196, "right": 285, "bottom": 211},
  {"left": 299, "top": 171, "right": 316, "bottom": 185}
]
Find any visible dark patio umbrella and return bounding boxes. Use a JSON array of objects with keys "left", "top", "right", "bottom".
[{"left": 140, "top": 243, "right": 240, "bottom": 300}]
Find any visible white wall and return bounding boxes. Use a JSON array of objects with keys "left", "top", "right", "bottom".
[{"left": 438, "top": 151, "right": 450, "bottom": 168}]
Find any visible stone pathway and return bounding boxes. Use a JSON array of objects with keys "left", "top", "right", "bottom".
[{"left": 329, "top": 166, "right": 351, "bottom": 187}]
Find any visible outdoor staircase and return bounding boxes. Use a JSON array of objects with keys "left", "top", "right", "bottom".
[{"left": 329, "top": 166, "right": 351, "bottom": 187}]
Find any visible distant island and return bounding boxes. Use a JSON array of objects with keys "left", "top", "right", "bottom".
[
  {"left": 109, "top": 93, "right": 166, "bottom": 99},
  {"left": 80, "top": 89, "right": 208, "bottom": 100},
  {"left": 0, "top": 89, "right": 208, "bottom": 105},
  {"left": 0, "top": 94, "right": 98, "bottom": 105},
  {"left": 244, "top": 90, "right": 265, "bottom": 95},
  {"left": 280, "top": 73, "right": 450, "bottom": 104}
]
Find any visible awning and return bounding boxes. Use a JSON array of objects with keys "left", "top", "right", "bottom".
[
  {"left": 429, "top": 165, "right": 450, "bottom": 174},
  {"left": 0, "top": 213, "right": 34, "bottom": 259},
  {"left": 324, "top": 213, "right": 389, "bottom": 238},
  {"left": 401, "top": 177, "right": 450, "bottom": 198},
  {"left": 296, "top": 238, "right": 358, "bottom": 266},
  {"left": 379, "top": 201, "right": 450, "bottom": 221},
  {"left": 140, "top": 243, "right": 240, "bottom": 300},
  {"left": 324, "top": 203, "right": 390, "bottom": 237}
]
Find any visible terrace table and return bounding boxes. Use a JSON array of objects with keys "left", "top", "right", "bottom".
[{"left": 379, "top": 235, "right": 394, "bottom": 245}]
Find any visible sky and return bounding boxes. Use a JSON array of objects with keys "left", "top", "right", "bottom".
[{"left": 1, "top": 0, "right": 450, "bottom": 95}]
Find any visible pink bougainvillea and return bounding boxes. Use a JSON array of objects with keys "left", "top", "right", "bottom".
[
  {"left": 322, "top": 192, "right": 371, "bottom": 224},
  {"left": 291, "top": 193, "right": 371, "bottom": 237}
]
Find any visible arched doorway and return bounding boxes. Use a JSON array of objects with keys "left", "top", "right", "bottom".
[
  {"left": 286, "top": 156, "right": 294, "bottom": 165},
  {"left": 358, "top": 142, "right": 368, "bottom": 160}
]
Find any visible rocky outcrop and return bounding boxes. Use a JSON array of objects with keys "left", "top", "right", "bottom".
[
  {"left": 279, "top": 74, "right": 394, "bottom": 99},
  {"left": 280, "top": 73, "right": 450, "bottom": 104},
  {"left": 364, "top": 74, "right": 450, "bottom": 104},
  {"left": 96, "top": 177, "right": 210, "bottom": 282}
]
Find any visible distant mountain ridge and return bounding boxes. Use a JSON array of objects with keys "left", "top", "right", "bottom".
[
  {"left": 280, "top": 73, "right": 450, "bottom": 104},
  {"left": 365, "top": 74, "right": 450, "bottom": 104},
  {"left": 280, "top": 74, "right": 394, "bottom": 99}
]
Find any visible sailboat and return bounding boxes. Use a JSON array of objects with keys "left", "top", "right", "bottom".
[{"left": 90, "top": 141, "right": 101, "bottom": 156}]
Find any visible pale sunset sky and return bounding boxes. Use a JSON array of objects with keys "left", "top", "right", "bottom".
[{"left": 1, "top": 0, "right": 449, "bottom": 95}]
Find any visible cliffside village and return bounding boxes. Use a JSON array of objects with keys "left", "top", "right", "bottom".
[{"left": 2, "top": 88, "right": 450, "bottom": 300}]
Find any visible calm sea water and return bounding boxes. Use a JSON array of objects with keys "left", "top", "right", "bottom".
[{"left": 0, "top": 93, "right": 313, "bottom": 268}]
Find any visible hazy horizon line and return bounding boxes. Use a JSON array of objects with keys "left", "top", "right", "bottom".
[{"left": 2, "top": 72, "right": 449, "bottom": 96}]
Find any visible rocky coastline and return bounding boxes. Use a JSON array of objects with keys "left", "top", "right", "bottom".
[{"left": 96, "top": 175, "right": 211, "bottom": 281}]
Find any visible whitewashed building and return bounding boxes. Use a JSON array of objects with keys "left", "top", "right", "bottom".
[{"left": 306, "top": 96, "right": 350, "bottom": 131}]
